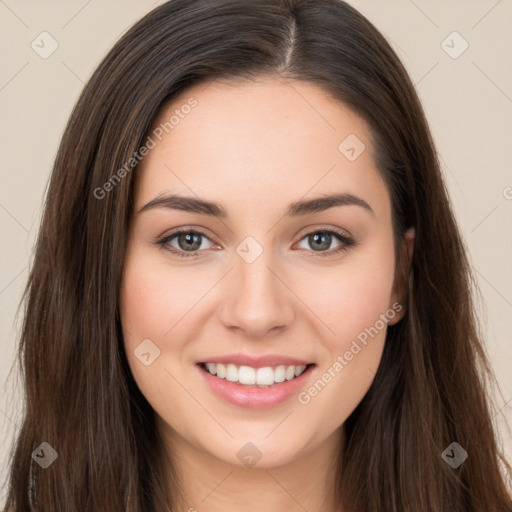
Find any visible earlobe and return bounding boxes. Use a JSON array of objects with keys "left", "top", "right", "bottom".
[{"left": 388, "top": 227, "right": 415, "bottom": 325}]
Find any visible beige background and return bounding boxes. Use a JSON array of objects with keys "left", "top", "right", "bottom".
[{"left": 1, "top": 0, "right": 511, "bottom": 503}]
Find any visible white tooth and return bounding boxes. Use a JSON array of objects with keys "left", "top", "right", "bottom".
[
  {"left": 285, "top": 365, "right": 296, "bottom": 380},
  {"left": 256, "top": 367, "right": 275, "bottom": 386},
  {"left": 205, "top": 362, "right": 217, "bottom": 375},
  {"left": 238, "top": 365, "right": 256, "bottom": 385},
  {"left": 295, "top": 365, "right": 306, "bottom": 377},
  {"left": 225, "top": 364, "right": 238, "bottom": 382},
  {"left": 208, "top": 362, "right": 308, "bottom": 385},
  {"left": 274, "top": 365, "right": 286, "bottom": 383},
  {"left": 216, "top": 363, "right": 226, "bottom": 379}
]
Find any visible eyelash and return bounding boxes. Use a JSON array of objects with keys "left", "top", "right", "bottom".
[{"left": 155, "top": 225, "right": 356, "bottom": 259}]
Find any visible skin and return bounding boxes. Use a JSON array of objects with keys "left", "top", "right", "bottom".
[{"left": 119, "top": 76, "right": 414, "bottom": 512}]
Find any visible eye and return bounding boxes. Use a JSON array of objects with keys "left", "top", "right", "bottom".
[
  {"left": 156, "top": 226, "right": 356, "bottom": 259},
  {"left": 156, "top": 229, "right": 216, "bottom": 258},
  {"left": 295, "top": 227, "right": 356, "bottom": 257}
]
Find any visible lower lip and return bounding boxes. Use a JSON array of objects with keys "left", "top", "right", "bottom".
[{"left": 196, "top": 364, "right": 315, "bottom": 409}]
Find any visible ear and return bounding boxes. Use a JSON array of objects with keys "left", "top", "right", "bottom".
[{"left": 388, "top": 227, "right": 415, "bottom": 325}]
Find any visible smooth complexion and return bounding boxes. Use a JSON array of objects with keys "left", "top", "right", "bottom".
[{"left": 119, "top": 76, "right": 414, "bottom": 512}]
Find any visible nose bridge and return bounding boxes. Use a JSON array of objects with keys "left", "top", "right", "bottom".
[{"left": 218, "top": 237, "right": 295, "bottom": 336}]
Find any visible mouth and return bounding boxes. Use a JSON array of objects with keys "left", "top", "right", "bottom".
[
  {"left": 196, "top": 361, "right": 316, "bottom": 408},
  {"left": 197, "top": 362, "right": 315, "bottom": 388}
]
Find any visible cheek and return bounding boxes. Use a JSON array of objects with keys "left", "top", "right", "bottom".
[
  {"left": 294, "top": 238, "right": 396, "bottom": 420},
  {"left": 298, "top": 240, "right": 396, "bottom": 350},
  {"left": 119, "top": 250, "right": 207, "bottom": 431},
  {"left": 119, "top": 249, "right": 189, "bottom": 389},
  {"left": 119, "top": 249, "right": 211, "bottom": 345}
]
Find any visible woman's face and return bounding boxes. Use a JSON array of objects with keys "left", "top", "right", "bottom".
[{"left": 120, "top": 77, "right": 412, "bottom": 469}]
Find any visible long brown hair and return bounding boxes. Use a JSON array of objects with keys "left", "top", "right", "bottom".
[{"left": 3, "top": 0, "right": 511, "bottom": 510}]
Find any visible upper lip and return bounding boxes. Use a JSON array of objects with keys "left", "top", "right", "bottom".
[{"left": 197, "top": 354, "right": 315, "bottom": 368}]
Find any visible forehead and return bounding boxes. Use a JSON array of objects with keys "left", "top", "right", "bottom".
[{"left": 133, "top": 77, "right": 390, "bottom": 220}]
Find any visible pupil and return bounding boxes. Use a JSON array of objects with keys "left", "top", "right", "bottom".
[
  {"left": 180, "top": 232, "right": 201, "bottom": 251},
  {"left": 311, "top": 232, "right": 330, "bottom": 251}
]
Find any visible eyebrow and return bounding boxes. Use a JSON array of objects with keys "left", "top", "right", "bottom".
[{"left": 138, "top": 192, "right": 375, "bottom": 217}]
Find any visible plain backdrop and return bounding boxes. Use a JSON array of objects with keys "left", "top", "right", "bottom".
[{"left": 1, "top": 0, "right": 511, "bottom": 504}]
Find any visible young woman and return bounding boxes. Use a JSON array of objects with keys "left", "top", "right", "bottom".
[{"left": 3, "top": 0, "right": 511, "bottom": 510}]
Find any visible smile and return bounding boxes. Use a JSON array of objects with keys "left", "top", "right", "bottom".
[
  {"left": 196, "top": 362, "right": 316, "bottom": 409},
  {"left": 200, "top": 362, "right": 310, "bottom": 387}
]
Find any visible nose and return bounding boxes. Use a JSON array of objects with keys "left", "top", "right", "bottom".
[{"left": 217, "top": 247, "right": 296, "bottom": 338}]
